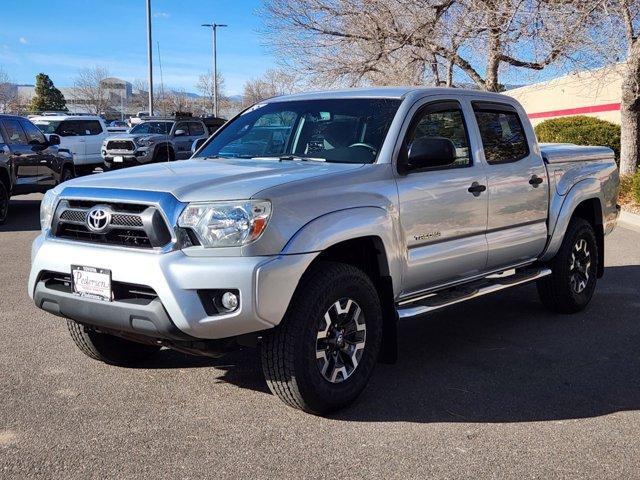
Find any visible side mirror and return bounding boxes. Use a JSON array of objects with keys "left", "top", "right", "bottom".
[
  {"left": 405, "top": 137, "right": 456, "bottom": 171},
  {"left": 174, "top": 129, "right": 186, "bottom": 137},
  {"left": 47, "top": 134, "right": 61, "bottom": 146},
  {"left": 191, "top": 137, "right": 207, "bottom": 154}
]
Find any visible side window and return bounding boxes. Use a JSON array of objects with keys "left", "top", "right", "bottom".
[
  {"left": 20, "top": 119, "right": 47, "bottom": 145},
  {"left": 473, "top": 107, "right": 529, "bottom": 164},
  {"left": 188, "top": 122, "right": 205, "bottom": 136},
  {"left": 2, "top": 120, "right": 28, "bottom": 145},
  {"left": 57, "top": 121, "right": 84, "bottom": 137},
  {"left": 84, "top": 120, "right": 103, "bottom": 135},
  {"left": 406, "top": 103, "right": 472, "bottom": 168},
  {"left": 174, "top": 123, "right": 189, "bottom": 136}
]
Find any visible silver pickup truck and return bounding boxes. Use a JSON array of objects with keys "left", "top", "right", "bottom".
[{"left": 29, "top": 88, "right": 619, "bottom": 414}]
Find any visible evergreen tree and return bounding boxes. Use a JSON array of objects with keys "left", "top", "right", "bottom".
[{"left": 29, "top": 73, "right": 67, "bottom": 113}]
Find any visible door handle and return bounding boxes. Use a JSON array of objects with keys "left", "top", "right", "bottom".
[
  {"left": 467, "top": 181, "right": 487, "bottom": 197},
  {"left": 529, "top": 175, "right": 544, "bottom": 187}
]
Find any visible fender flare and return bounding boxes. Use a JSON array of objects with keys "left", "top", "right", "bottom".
[
  {"left": 540, "top": 178, "right": 604, "bottom": 262},
  {"left": 281, "top": 206, "right": 403, "bottom": 295}
]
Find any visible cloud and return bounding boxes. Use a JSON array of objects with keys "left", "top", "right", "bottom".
[
  {"left": 153, "top": 12, "right": 170, "bottom": 18},
  {"left": 19, "top": 37, "right": 28, "bottom": 45}
]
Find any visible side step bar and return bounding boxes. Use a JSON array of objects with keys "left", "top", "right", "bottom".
[{"left": 397, "top": 267, "right": 552, "bottom": 319}]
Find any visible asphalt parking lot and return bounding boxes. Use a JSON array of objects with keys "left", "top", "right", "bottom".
[{"left": 1, "top": 194, "right": 640, "bottom": 479}]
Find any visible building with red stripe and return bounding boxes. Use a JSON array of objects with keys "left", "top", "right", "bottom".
[{"left": 505, "top": 65, "right": 623, "bottom": 126}]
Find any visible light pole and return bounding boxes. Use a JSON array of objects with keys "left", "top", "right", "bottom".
[
  {"left": 146, "top": 0, "right": 154, "bottom": 116},
  {"left": 201, "top": 22, "right": 227, "bottom": 118}
]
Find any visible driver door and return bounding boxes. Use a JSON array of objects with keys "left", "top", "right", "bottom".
[
  {"left": 395, "top": 99, "right": 488, "bottom": 296},
  {"left": 173, "top": 122, "right": 192, "bottom": 159}
]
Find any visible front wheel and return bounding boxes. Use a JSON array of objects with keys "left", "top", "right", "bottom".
[
  {"left": 537, "top": 218, "right": 598, "bottom": 313},
  {"left": 67, "top": 320, "right": 161, "bottom": 366},
  {"left": 261, "top": 261, "right": 383, "bottom": 415}
]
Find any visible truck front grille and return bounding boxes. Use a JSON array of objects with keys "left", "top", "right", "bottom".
[
  {"left": 106, "top": 140, "right": 135, "bottom": 151},
  {"left": 52, "top": 200, "right": 173, "bottom": 249}
]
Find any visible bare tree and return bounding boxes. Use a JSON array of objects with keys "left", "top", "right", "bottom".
[
  {"left": 263, "top": 0, "right": 599, "bottom": 91},
  {"left": 603, "top": 0, "right": 640, "bottom": 175},
  {"left": 72, "top": 66, "right": 112, "bottom": 114},
  {"left": 242, "top": 68, "right": 301, "bottom": 105},
  {"left": 0, "top": 66, "right": 17, "bottom": 113},
  {"left": 196, "top": 71, "right": 226, "bottom": 115}
]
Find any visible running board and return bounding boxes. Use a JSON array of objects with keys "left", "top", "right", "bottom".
[{"left": 397, "top": 267, "right": 552, "bottom": 319}]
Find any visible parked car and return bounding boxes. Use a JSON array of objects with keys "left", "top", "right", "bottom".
[
  {"left": 29, "top": 88, "right": 619, "bottom": 414},
  {"left": 101, "top": 116, "right": 207, "bottom": 170},
  {"left": 0, "top": 114, "right": 74, "bottom": 224},
  {"left": 32, "top": 115, "right": 109, "bottom": 175}
]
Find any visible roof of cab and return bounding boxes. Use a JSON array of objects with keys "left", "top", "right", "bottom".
[
  {"left": 30, "top": 114, "right": 103, "bottom": 121},
  {"left": 263, "top": 86, "right": 516, "bottom": 103}
]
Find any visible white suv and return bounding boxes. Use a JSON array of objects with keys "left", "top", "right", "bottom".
[{"left": 32, "top": 115, "right": 109, "bottom": 174}]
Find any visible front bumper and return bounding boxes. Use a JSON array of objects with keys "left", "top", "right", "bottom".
[
  {"left": 102, "top": 148, "right": 151, "bottom": 169},
  {"left": 29, "top": 235, "right": 317, "bottom": 340}
]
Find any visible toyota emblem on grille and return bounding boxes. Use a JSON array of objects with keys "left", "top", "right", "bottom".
[{"left": 86, "top": 206, "right": 112, "bottom": 232}]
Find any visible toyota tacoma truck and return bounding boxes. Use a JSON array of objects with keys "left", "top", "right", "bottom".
[
  {"left": 29, "top": 88, "right": 619, "bottom": 414},
  {"left": 101, "top": 116, "right": 207, "bottom": 170}
]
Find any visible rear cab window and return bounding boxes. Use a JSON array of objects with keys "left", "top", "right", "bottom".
[
  {"left": 472, "top": 102, "right": 529, "bottom": 164},
  {"left": 82, "top": 120, "right": 104, "bottom": 135}
]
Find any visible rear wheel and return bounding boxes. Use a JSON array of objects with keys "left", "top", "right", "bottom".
[
  {"left": 67, "top": 320, "right": 161, "bottom": 366},
  {"left": 261, "top": 262, "right": 382, "bottom": 414},
  {"left": 0, "top": 180, "right": 8, "bottom": 225},
  {"left": 537, "top": 218, "right": 598, "bottom": 313}
]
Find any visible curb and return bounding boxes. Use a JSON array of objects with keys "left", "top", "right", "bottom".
[{"left": 619, "top": 210, "right": 640, "bottom": 233}]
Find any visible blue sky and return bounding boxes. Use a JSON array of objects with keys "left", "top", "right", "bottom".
[{"left": 0, "top": 0, "right": 274, "bottom": 95}]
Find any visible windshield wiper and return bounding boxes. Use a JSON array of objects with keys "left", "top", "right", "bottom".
[{"left": 277, "top": 155, "right": 326, "bottom": 162}]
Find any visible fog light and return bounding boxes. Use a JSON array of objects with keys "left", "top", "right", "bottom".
[{"left": 221, "top": 291, "right": 239, "bottom": 311}]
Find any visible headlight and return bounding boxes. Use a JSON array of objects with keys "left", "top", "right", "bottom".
[
  {"left": 178, "top": 200, "right": 272, "bottom": 248},
  {"left": 138, "top": 137, "right": 155, "bottom": 146},
  {"left": 40, "top": 186, "right": 62, "bottom": 232}
]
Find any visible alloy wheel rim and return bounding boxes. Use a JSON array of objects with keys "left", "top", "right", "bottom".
[
  {"left": 569, "top": 238, "right": 591, "bottom": 294},
  {"left": 315, "top": 298, "right": 366, "bottom": 383}
]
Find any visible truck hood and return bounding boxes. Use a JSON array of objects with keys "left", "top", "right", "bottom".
[
  {"left": 65, "top": 158, "right": 365, "bottom": 202},
  {"left": 107, "top": 133, "right": 164, "bottom": 142}
]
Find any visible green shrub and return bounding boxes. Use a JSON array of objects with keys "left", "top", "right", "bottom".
[
  {"left": 534, "top": 116, "right": 621, "bottom": 162},
  {"left": 620, "top": 172, "right": 640, "bottom": 205},
  {"left": 633, "top": 171, "right": 640, "bottom": 204}
]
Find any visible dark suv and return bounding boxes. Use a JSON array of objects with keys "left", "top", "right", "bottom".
[{"left": 0, "top": 114, "right": 75, "bottom": 224}]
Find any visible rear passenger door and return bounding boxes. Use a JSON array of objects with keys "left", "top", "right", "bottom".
[
  {"left": 471, "top": 101, "right": 549, "bottom": 270},
  {"left": 79, "top": 120, "right": 105, "bottom": 164}
]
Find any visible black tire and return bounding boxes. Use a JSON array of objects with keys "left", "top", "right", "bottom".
[
  {"left": 261, "top": 261, "right": 383, "bottom": 415},
  {"left": 153, "top": 147, "right": 173, "bottom": 163},
  {"left": 0, "top": 180, "right": 8, "bottom": 225},
  {"left": 59, "top": 167, "right": 74, "bottom": 184},
  {"left": 67, "top": 320, "right": 161, "bottom": 366},
  {"left": 537, "top": 218, "right": 598, "bottom": 314}
]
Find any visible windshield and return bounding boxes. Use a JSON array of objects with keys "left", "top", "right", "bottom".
[
  {"left": 34, "top": 120, "right": 61, "bottom": 134},
  {"left": 130, "top": 121, "right": 173, "bottom": 135},
  {"left": 198, "top": 98, "right": 401, "bottom": 164}
]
